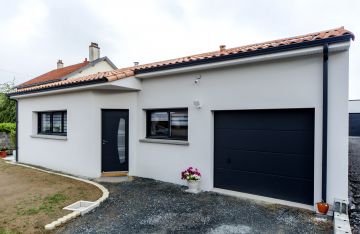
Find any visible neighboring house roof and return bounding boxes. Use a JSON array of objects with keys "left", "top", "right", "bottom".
[
  {"left": 17, "top": 57, "right": 117, "bottom": 89},
  {"left": 17, "top": 60, "right": 89, "bottom": 89},
  {"left": 10, "top": 27, "right": 354, "bottom": 96}
]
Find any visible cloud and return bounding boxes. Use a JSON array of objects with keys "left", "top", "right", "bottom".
[
  {"left": 0, "top": 0, "right": 359, "bottom": 98},
  {"left": 0, "top": 0, "right": 48, "bottom": 46}
]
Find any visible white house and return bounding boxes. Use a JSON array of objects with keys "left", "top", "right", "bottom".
[{"left": 9, "top": 27, "right": 354, "bottom": 210}]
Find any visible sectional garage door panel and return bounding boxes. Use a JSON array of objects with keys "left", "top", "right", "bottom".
[
  {"left": 350, "top": 113, "right": 360, "bottom": 136},
  {"left": 214, "top": 109, "right": 314, "bottom": 205},
  {"left": 214, "top": 169, "right": 314, "bottom": 204},
  {"left": 215, "top": 130, "right": 314, "bottom": 155},
  {"left": 215, "top": 109, "right": 314, "bottom": 131},
  {"left": 214, "top": 149, "right": 314, "bottom": 179}
]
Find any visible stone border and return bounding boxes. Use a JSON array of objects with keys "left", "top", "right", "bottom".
[
  {"left": 334, "top": 212, "right": 351, "bottom": 233},
  {"left": 4, "top": 161, "right": 109, "bottom": 230}
]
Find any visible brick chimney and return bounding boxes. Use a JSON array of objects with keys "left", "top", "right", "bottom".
[
  {"left": 57, "top": 59, "right": 64, "bottom": 69},
  {"left": 219, "top": 45, "right": 226, "bottom": 52},
  {"left": 89, "top": 42, "right": 100, "bottom": 62}
]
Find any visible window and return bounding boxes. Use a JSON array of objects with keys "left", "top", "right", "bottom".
[
  {"left": 147, "top": 109, "right": 188, "bottom": 140},
  {"left": 38, "top": 111, "right": 67, "bottom": 135}
]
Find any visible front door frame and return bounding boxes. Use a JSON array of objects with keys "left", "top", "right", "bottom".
[{"left": 101, "top": 109, "right": 129, "bottom": 173}]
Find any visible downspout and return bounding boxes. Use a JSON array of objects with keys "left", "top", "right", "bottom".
[
  {"left": 322, "top": 44, "right": 329, "bottom": 202},
  {"left": 15, "top": 100, "right": 18, "bottom": 162}
]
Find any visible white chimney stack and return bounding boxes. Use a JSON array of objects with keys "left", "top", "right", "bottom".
[
  {"left": 89, "top": 42, "right": 100, "bottom": 62},
  {"left": 57, "top": 59, "right": 64, "bottom": 69}
]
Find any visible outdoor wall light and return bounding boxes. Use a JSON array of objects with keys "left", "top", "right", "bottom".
[
  {"left": 193, "top": 100, "right": 202, "bottom": 109},
  {"left": 194, "top": 74, "right": 201, "bottom": 84}
]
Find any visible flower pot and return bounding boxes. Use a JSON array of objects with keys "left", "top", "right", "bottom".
[
  {"left": 0, "top": 151, "right": 7, "bottom": 158},
  {"left": 186, "top": 180, "right": 201, "bottom": 193},
  {"left": 317, "top": 202, "right": 329, "bottom": 214}
]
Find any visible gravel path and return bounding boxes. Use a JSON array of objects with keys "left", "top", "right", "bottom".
[
  {"left": 349, "top": 137, "right": 360, "bottom": 233},
  {"left": 57, "top": 178, "right": 331, "bottom": 234}
]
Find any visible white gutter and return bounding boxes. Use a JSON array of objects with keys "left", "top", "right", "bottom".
[{"left": 135, "top": 41, "right": 350, "bottom": 79}]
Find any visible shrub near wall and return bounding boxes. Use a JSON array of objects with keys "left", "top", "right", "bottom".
[{"left": 0, "top": 123, "right": 16, "bottom": 149}]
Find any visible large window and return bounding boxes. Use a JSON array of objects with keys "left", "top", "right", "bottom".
[
  {"left": 38, "top": 111, "right": 67, "bottom": 135},
  {"left": 147, "top": 109, "right": 188, "bottom": 140}
]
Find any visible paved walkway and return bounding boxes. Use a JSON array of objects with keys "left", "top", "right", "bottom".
[{"left": 58, "top": 178, "right": 332, "bottom": 234}]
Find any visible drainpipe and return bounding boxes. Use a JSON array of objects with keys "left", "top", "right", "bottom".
[
  {"left": 15, "top": 99, "right": 18, "bottom": 162},
  {"left": 322, "top": 44, "right": 329, "bottom": 202}
]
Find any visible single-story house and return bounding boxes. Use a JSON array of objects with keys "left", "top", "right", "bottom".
[
  {"left": 9, "top": 27, "right": 354, "bottom": 209},
  {"left": 349, "top": 100, "right": 360, "bottom": 136}
]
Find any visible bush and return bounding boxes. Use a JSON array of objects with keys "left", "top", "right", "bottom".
[
  {"left": 0, "top": 123, "right": 16, "bottom": 148},
  {"left": 0, "top": 123, "right": 16, "bottom": 133},
  {"left": 0, "top": 80, "right": 16, "bottom": 123}
]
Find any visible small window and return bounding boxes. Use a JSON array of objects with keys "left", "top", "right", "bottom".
[
  {"left": 38, "top": 111, "right": 67, "bottom": 135},
  {"left": 147, "top": 109, "right": 188, "bottom": 140}
]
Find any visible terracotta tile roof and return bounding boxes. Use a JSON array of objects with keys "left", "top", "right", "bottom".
[
  {"left": 12, "top": 68, "right": 136, "bottom": 94},
  {"left": 12, "top": 27, "right": 354, "bottom": 95},
  {"left": 135, "top": 27, "right": 354, "bottom": 71},
  {"left": 17, "top": 60, "right": 90, "bottom": 88}
]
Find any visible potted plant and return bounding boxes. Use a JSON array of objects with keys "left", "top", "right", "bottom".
[
  {"left": 181, "top": 167, "right": 201, "bottom": 193},
  {"left": 0, "top": 146, "right": 7, "bottom": 158},
  {"left": 316, "top": 200, "right": 329, "bottom": 215}
]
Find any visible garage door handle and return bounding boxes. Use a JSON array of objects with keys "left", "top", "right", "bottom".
[{"left": 227, "top": 158, "right": 231, "bottom": 164}]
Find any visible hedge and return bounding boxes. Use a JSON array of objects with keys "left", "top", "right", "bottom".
[
  {"left": 0, "top": 123, "right": 16, "bottom": 133},
  {"left": 0, "top": 123, "right": 16, "bottom": 148}
]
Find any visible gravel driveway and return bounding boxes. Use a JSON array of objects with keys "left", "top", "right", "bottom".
[
  {"left": 349, "top": 137, "right": 360, "bottom": 232},
  {"left": 57, "top": 178, "right": 331, "bottom": 234}
]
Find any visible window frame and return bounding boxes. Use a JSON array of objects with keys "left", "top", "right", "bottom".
[
  {"left": 146, "top": 108, "right": 188, "bottom": 141},
  {"left": 37, "top": 111, "right": 67, "bottom": 136}
]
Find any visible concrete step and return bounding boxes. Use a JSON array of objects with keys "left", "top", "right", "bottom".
[{"left": 94, "top": 176, "right": 133, "bottom": 183}]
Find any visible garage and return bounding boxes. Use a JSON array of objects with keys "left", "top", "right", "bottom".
[{"left": 214, "top": 109, "right": 314, "bottom": 205}]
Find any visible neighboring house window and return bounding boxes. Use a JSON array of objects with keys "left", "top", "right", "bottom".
[
  {"left": 38, "top": 111, "right": 67, "bottom": 135},
  {"left": 147, "top": 109, "right": 188, "bottom": 140}
]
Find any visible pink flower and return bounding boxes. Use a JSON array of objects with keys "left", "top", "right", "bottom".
[{"left": 181, "top": 166, "right": 201, "bottom": 181}]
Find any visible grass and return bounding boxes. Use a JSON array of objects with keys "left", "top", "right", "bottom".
[
  {"left": 0, "top": 159, "right": 102, "bottom": 233},
  {"left": 16, "top": 193, "right": 67, "bottom": 216},
  {"left": 0, "top": 228, "right": 21, "bottom": 234}
]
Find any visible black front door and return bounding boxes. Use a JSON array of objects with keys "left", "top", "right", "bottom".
[{"left": 102, "top": 110, "right": 129, "bottom": 172}]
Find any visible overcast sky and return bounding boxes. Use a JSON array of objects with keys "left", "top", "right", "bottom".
[{"left": 0, "top": 0, "right": 359, "bottom": 98}]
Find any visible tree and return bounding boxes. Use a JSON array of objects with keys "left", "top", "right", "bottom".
[{"left": 0, "top": 80, "right": 16, "bottom": 123}]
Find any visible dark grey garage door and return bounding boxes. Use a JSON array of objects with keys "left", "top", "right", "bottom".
[
  {"left": 349, "top": 113, "right": 360, "bottom": 136},
  {"left": 214, "top": 109, "right": 314, "bottom": 205}
]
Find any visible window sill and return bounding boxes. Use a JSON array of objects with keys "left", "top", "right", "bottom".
[
  {"left": 139, "top": 138, "right": 189, "bottom": 146},
  {"left": 31, "top": 134, "right": 67, "bottom": 140}
]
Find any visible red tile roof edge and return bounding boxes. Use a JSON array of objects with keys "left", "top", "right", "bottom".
[{"left": 17, "top": 61, "right": 90, "bottom": 89}]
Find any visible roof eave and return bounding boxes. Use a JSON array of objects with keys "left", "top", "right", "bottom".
[
  {"left": 135, "top": 35, "right": 353, "bottom": 75},
  {"left": 8, "top": 78, "right": 108, "bottom": 98}
]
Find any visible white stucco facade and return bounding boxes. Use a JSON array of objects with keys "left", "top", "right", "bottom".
[
  {"left": 349, "top": 100, "right": 360, "bottom": 113},
  {"left": 14, "top": 43, "right": 350, "bottom": 208},
  {"left": 68, "top": 60, "right": 115, "bottom": 80}
]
